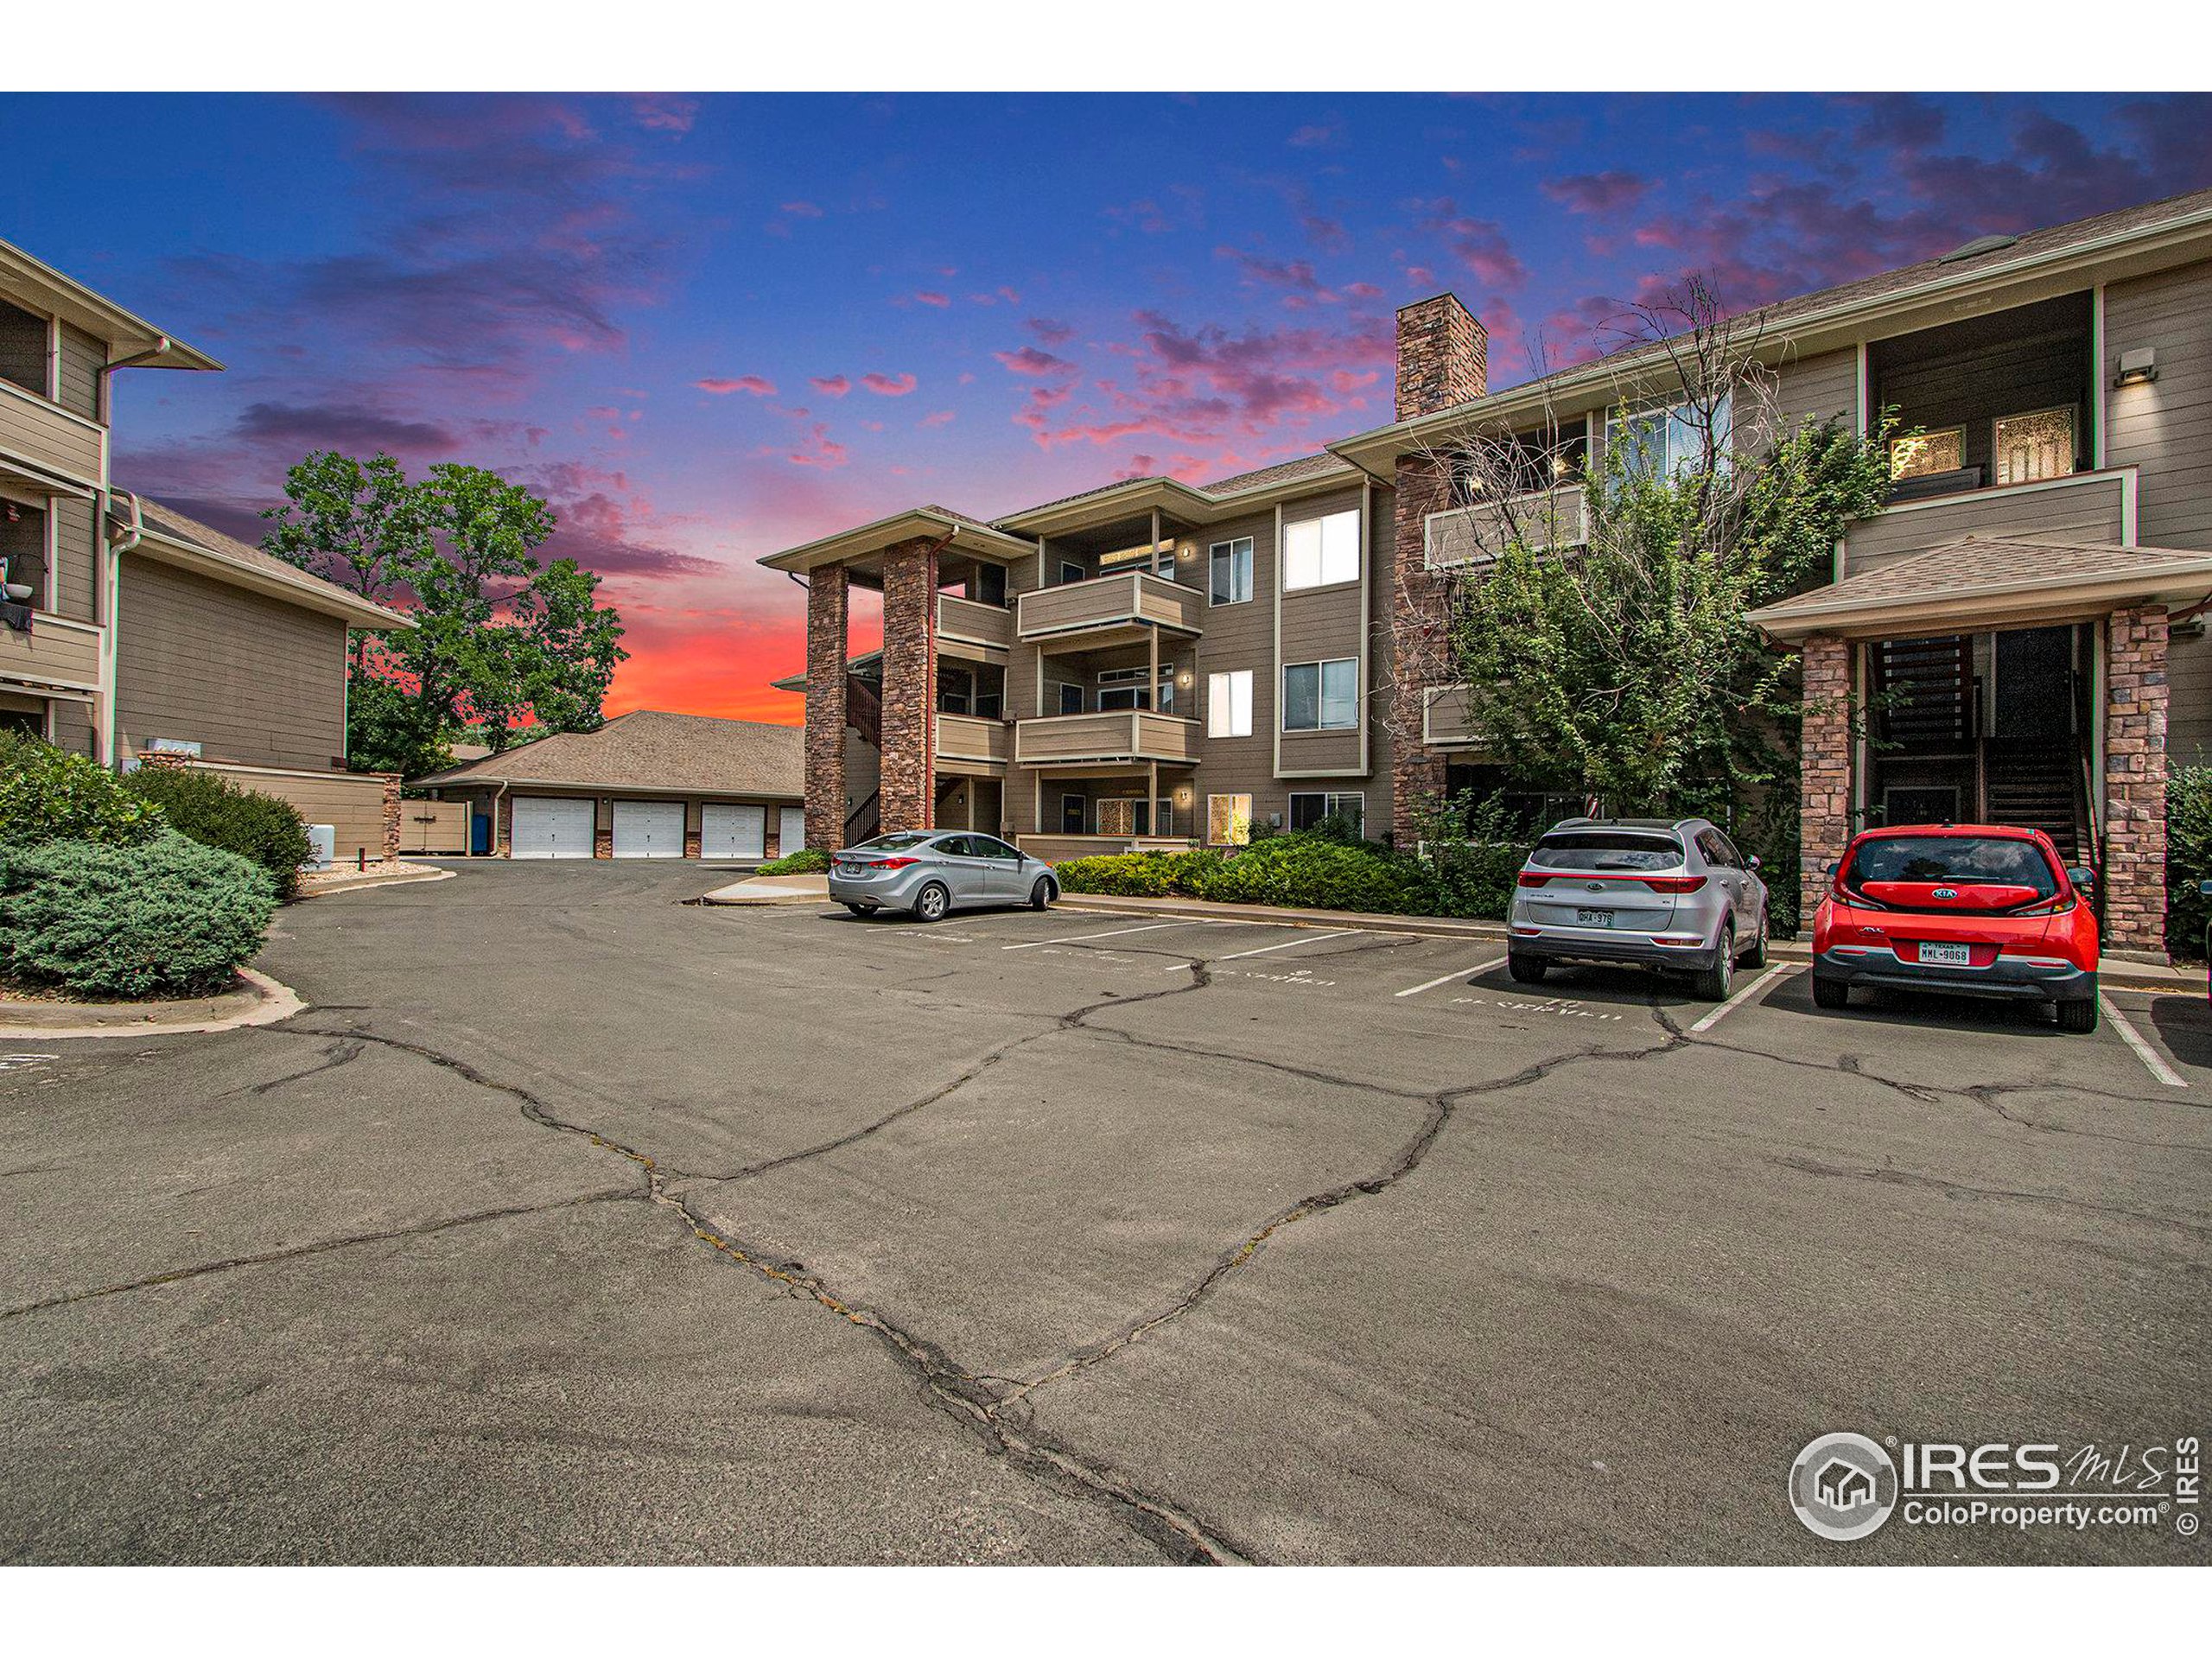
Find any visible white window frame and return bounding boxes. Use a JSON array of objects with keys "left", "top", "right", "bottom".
[
  {"left": 1207, "top": 793, "right": 1253, "bottom": 847},
  {"left": 1287, "top": 791, "right": 1365, "bottom": 832},
  {"left": 1281, "top": 508, "right": 1360, "bottom": 592},
  {"left": 1209, "top": 536, "right": 1254, "bottom": 606},
  {"left": 1207, "top": 669, "right": 1253, "bottom": 738},
  {"left": 1618, "top": 392, "right": 1732, "bottom": 480},
  {"left": 1281, "top": 658, "right": 1358, "bottom": 733}
]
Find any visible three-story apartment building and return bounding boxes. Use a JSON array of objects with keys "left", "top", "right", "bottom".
[
  {"left": 1, "top": 238, "right": 410, "bottom": 859},
  {"left": 773, "top": 184, "right": 2212, "bottom": 957}
]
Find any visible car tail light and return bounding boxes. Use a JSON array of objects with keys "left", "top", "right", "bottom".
[
  {"left": 1516, "top": 871, "right": 1552, "bottom": 887},
  {"left": 1641, "top": 875, "right": 1707, "bottom": 894},
  {"left": 1650, "top": 933, "right": 1705, "bottom": 946},
  {"left": 873, "top": 856, "right": 919, "bottom": 870}
]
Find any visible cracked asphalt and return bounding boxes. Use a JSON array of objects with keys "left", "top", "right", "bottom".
[{"left": 3, "top": 860, "right": 2207, "bottom": 1564}]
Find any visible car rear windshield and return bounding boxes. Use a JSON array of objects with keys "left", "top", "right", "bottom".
[
  {"left": 1528, "top": 831, "right": 1684, "bottom": 872},
  {"left": 1844, "top": 835, "right": 2057, "bottom": 897},
  {"left": 855, "top": 833, "right": 935, "bottom": 853}
]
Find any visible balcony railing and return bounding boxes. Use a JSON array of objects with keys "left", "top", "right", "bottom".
[
  {"left": 0, "top": 611, "right": 104, "bottom": 693},
  {"left": 1425, "top": 482, "right": 1587, "bottom": 571},
  {"left": 1013, "top": 709, "right": 1198, "bottom": 766},
  {"left": 934, "top": 712, "right": 1009, "bottom": 766},
  {"left": 1422, "top": 683, "right": 1480, "bottom": 748},
  {"left": 0, "top": 380, "right": 105, "bottom": 486},
  {"left": 937, "top": 593, "right": 1012, "bottom": 651},
  {"left": 1015, "top": 570, "right": 1204, "bottom": 644},
  {"left": 1843, "top": 467, "right": 2135, "bottom": 575}
]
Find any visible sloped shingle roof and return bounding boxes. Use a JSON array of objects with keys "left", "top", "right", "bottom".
[
  {"left": 415, "top": 709, "right": 804, "bottom": 796},
  {"left": 136, "top": 497, "right": 411, "bottom": 629}
]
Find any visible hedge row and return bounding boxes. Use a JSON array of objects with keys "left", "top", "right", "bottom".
[{"left": 1052, "top": 830, "right": 1528, "bottom": 921}]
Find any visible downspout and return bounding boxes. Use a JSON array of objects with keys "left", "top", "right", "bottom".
[{"left": 94, "top": 336, "right": 173, "bottom": 769}]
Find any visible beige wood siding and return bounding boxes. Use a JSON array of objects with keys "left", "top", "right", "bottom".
[
  {"left": 2171, "top": 632, "right": 2212, "bottom": 764},
  {"left": 1191, "top": 506, "right": 1276, "bottom": 799},
  {"left": 55, "top": 324, "right": 104, "bottom": 423},
  {"left": 50, "top": 495, "right": 98, "bottom": 623},
  {"left": 1014, "top": 709, "right": 1196, "bottom": 764},
  {"left": 0, "top": 380, "right": 102, "bottom": 482},
  {"left": 195, "top": 761, "right": 392, "bottom": 860},
  {"left": 116, "top": 556, "right": 349, "bottom": 770},
  {"left": 0, "top": 611, "right": 102, "bottom": 691},
  {"left": 1772, "top": 346, "right": 1859, "bottom": 433},
  {"left": 2106, "top": 259, "right": 2212, "bottom": 550},
  {"left": 935, "top": 711, "right": 1009, "bottom": 763},
  {"left": 1841, "top": 469, "right": 2132, "bottom": 575},
  {"left": 398, "top": 798, "right": 470, "bottom": 854},
  {"left": 49, "top": 696, "right": 95, "bottom": 757},
  {"left": 938, "top": 593, "right": 1012, "bottom": 649}
]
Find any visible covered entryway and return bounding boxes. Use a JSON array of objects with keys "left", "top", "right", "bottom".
[
  {"left": 612, "top": 799, "right": 684, "bottom": 859},
  {"left": 1750, "top": 533, "right": 2212, "bottom": 957},
  {"left": 511, "top": 796, "right": 594, "bottom": 860},
  {"left": 701, "top": 803, "right": 766, "bottom": 860}
]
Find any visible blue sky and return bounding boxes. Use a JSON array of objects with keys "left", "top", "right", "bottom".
[{"left": 5, "top": 92, "right": 2206, "bottom": 716}]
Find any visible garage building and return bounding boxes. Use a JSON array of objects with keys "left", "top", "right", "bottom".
[{"left": 413, "top": 709, "right": 805, "bottom": 861}]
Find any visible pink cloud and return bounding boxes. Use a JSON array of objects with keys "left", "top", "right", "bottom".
[
  {"left": 861, "top": 372, "right": 918, "bottom": 396},
  {"left": 779, "top": 200, "right": 823, "bottom": 218},
  {"left": 1410, "top": 197, "right": 1529, "bottom": 290},
  {"left": 696, "top": 374, "right": 776, "bottom": 396},
  {"left": 913, "top": 290, "right": 951, "bottom": 308},
  {"left": 1287, "top": 119, "right": 1344, "bottom": 149},
  {"left": 810, "top": 373, "right": 852, "bottom": 397},
  {"left": 632, "top": 96, "right": 698, "bottom": 135},
  {"left": 994, "top": 346, "right": 1073, "bottom": 377},
  {"left": 920, "top": 409, "right": 956, "bottom": 428}
]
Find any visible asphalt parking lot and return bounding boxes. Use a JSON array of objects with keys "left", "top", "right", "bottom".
[{"left": 3, "top": 860, "right": 2207, "bottom": 1564}]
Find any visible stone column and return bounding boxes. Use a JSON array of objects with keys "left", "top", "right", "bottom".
[
  {"left": 379, "top": 772, "right": 403, "bottom": 862},
  {"left": 1389, "top": 453, "right": 1452, "bottom": 846},
  {"left": 2102, "top": 605, "right": 2170, "bottom": 956},
  {"left": 804, "top": 565, "right": 850, "bottom": 852},
  {"left": 877, "top": 537, "right": 940, "bottom": 835},
  {"left": 1798, "top": 633, "right": 1853, "bottom": 927}
]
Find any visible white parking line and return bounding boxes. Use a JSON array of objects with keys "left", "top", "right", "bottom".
[
  {"left": 1160, "top": 928, "right": 1355, "bottom": 970},
  {"left": 2101, "top": 996, "right": 2188, "bottom": 1088},
  {"left": 1002, "top": 919, "right": 1217, "bottom": 951},
  {"left": 1395, "top": 957, "right": 1505, "bottom": 998},
  {"left": 1688, "top": 963, "right": 1802, "bottom": 1033}
]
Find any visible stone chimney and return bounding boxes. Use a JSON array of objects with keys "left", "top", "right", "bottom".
[{"left": 1395, "top": 293, "right": 1486, "bottom": 421}]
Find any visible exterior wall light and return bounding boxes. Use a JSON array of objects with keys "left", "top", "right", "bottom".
[
  {"left": 2115, "top": 347, "right": 2158, "bottom": 386},
  {"left": 1173, "top": 785, "right": 1193, "bottom": 808},
  {"left": 1176, "top": 668, "right": 1194, "bottom": 688},
  {"left": 1177, "top": 541, "right": 1198, "bottom": 562}
]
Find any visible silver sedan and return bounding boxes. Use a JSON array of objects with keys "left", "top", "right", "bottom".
[{"left": 827, "top": 831, "right": 1059, "bottom": 921}]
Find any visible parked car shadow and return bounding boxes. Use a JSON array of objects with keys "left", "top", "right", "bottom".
[
  {"left": 2147, "top": 992, "right": 2212, "bottom": 1073},
  {"left": 1465, "top": 961, "right": 1715, "bottom": 1011},
  {"left": 1765, "top": 973, "right": 2072, "bottom": 1037}
]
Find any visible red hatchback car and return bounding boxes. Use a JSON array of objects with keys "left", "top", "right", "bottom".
[{"left": 1811, "top": 823, "right": 2101, "bottom": 1033}]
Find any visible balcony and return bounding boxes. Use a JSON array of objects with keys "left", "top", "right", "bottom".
[
  {"left": 1015, "top": 570, "right": 1204, "bottom": 649},
  {"left": 934, "top": 712, "right": 1009, "bottom": 768},
  {"left": 0, "top": 381, "right": 104, "bottom": 488},
  {"left": 1425, "top": 483, "right": 1586, "bottom": 571},
  {"left": 1422, "top": 683, "right": 1480, "bottom": 747},
  {"left": 1013, "top": 709, "right": 1198, "bottom": 766},
  {"left": 937, "top": 593, "right": 1011, "bottom": 652},
  {"left": 1842, "top": 467, "right": 2134, "bottom": 576},
  {"left": 0, "top": 611, "right": 103, "bottom": 693}
]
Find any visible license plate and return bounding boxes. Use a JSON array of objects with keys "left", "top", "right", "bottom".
[
  {"left": 1575, "top": 908, "right": 1614, "bottom": 927},
  {"left": 1917, "top": 941, "right": 1972, "bottom": 967}
]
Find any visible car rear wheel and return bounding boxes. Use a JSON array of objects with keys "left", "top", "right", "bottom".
[
  {"left": 1741, "top": 906, "right": 1769, "bottom": 969},
  {"left": 1689, "top": 926, "right": 1734, "bottom": 1001},
  {"left": 1507, "top": 953, "right": 1548, "bottom": 984},
  {"left": 1811, "top": 974, "right": 1849, "bottom": 1010},
  {"left": 912, "top": 881, "right": 950, "bottom": 923},
  {"left": 1029, "top": 876, "right": 1055, "bottom": 911},
  {"left": 2056, "top": 997, "right": 2099, "bottom": 1034}
]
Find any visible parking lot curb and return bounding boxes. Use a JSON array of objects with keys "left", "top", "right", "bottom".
[{"left": 0, "top": 967, "right": 306, "bottom": 1041}]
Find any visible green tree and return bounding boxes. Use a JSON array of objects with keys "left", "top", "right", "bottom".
[
  {"left": 261, "top": 454, "right": 628, "bottom": 772},
  {"left": 1427, "top": 283, "right": 1893, "bottom": 847}
]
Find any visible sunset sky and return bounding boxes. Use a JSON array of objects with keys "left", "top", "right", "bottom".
[{"left": 7, "top": 92, "right": 2208, "bottom": 725}]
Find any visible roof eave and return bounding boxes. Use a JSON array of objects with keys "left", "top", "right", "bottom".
[
  {"left": 133, "top": 527, "right": 413, "bottom": 630},
  {"left": 1750, "top": 563, "right": 2212, "bottom": 642},
  {"left": 757, "top": 507, "right": 1035, "bottom": 574},
  {"left": 0, "top": 241, "right": 224, "bottom": 372}
]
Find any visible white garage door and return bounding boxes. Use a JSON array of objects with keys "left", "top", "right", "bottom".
[
  {"left": 511, "top": 796, "right": 594, "bottom": 860},
  {"left": 779, "top": 806, "right": 807, "bottom": 856},
  {"left": 701, "top": 803, "right": 766, "bottom": 860},
  {"left": 613, "top": 798, "right": 686, "bottom": 859}
]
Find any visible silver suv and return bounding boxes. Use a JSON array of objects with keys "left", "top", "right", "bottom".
[{"left": 1507, "top": 817, "right": 1769, "bottom": 1001}]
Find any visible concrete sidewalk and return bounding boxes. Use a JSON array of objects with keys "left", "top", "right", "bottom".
[{"left": 701, "top": 873, "right": 830, "bottom": 905}]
